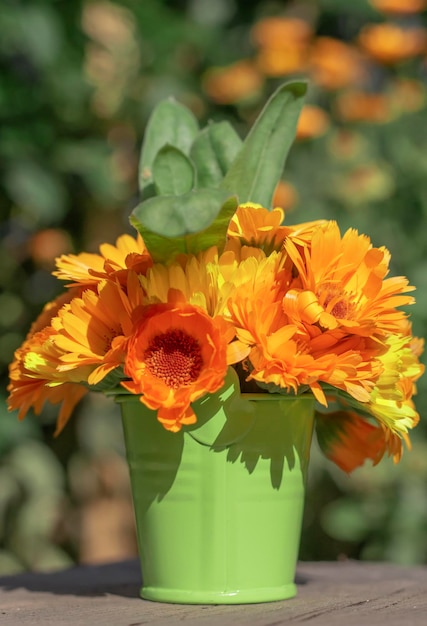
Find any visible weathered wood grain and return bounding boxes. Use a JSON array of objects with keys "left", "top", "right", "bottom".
[{"left": 0, "top": 559, "right": 426, "bottom": 625}]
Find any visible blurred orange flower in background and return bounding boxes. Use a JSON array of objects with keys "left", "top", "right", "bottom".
[
  {"left": 327, "top": 130, "right": 367, "bottom": 161},
  {"left": 334, "top": 91, "right": 392, "bottom": 123},
  {"left": 309, "top": 37, "right": 367, "bottom": 90},
  {"left": 29, "top": 229, "right": 73, "bottom": 269},
  {"left": 251, "top": 17, "right": 313, "bottom": 47},
  {"left": 296, "top": 105, "right": 330, "bottom": 139},
  {"left": 369, "top": 0, "right": 427, "bottom": 14},
  {"left": 202, "top": 60, "right": 263, "bottom": 105},
  {"left": 272, "top": 180, "right": 299, "bottom": 212},
  {"left": 358, "top": 23, "right": 427, "bottom": 64},
  {"left": 256, "top": 46, "right": 308, "bottom": 77},
  {"left": 82, "top": 0, "right": 140, "bottom": 117},
  {"left": 334, "top": 164, "right": 395, "bottom": 205},
  {"left": 389, "top": 78, "right": 426, "bottom": 113},
  {"left": 252, "top": 16, "right": 312, "bottom": 76}
]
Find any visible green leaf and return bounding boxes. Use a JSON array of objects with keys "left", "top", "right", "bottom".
[
  {"left": 221, "top": 81, "right": 307, "bottom": 208},
  {"left": 152, "top": 145, "right": 195, "bottom": 195},
  {"left": 190, "top": 121, "right": 243, "bottom": 189},
  {"left": 130, "top": 191, "right": 238, "bottom": 262},
  {"left": 139, "top": 98, "right": 199, "bottom": 197}
]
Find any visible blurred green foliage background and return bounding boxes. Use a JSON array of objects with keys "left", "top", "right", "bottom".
[{"left": 1, "top": 0, "right": 427, "bottom": 574}]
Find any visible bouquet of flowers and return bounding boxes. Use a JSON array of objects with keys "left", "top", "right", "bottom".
[{"left": 7, "top": 82, "right": 424, "bottom": 473}]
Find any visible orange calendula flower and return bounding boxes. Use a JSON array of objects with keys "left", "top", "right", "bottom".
[
  {"left": 315, "top": 410, "right": 402, "bottom": 473},
  {"left": 220, "top": 249, "right": 372, "bottom": 405},
  {"left": 122, "top": 294, "right": 237, "bottom": 432},
  {"left": 283, "top": 221, "right": 415, "bottom": 339},
  {"left": 248, "top": 327, "right": 382, "bottom": 406},
  {"left": 54, "top": 233, "right": 152, "bottom": 288}
]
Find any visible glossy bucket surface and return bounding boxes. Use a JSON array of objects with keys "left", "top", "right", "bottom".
[{"left": 118, "top": 370, "right": 314, "bottom": 604}]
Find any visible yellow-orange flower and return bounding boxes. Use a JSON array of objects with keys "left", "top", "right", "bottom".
[
  {"left": 315, "top": 333, "right": 423, "bottom": 472},
  {"left": 54, "top": 233, "right": 152, "bottom": 288},
  {"left": 358, "top": 23, "right": 427, "bottom": 64},
  {"left": 222, "top": 251, "right": 289, "bottom": 350},
  {"left": 52, "top": 272, "right": 145, "bottom": 385},
  {"left": 122, "top": 295, "right": 236, "bottom": 432},
  {"left": 7, "top": 326, "right": 89, "bottom": 436},
  {"left": 226, "top": 203, "right": 326, "bottom": 254},
  {"left": 227, "top": 203, "right": 289, "bottom": 253},
  {"left": 7, "top": 288, "right": 92, "bottom": 435},
  {"left": 140, "top": 246, "right": 228, "bottom": 317},
  {"left": 368, "top": 333, "right": 424, "bottom": 437},
  {"left": 26, "top": 289, "right": 82, "bottom": 337}
]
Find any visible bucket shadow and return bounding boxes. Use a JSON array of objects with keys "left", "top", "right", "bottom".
[
  {"left": 0, "top": 558, "right": 310, "bottom": 599},
  {"left": 223, "top": 399, "right": 313, "bottom": 489},
  {"left": 0, "top": 559, "right": 142, "bottom": 598}
]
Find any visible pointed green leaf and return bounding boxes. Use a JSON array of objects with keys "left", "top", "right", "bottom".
[
  {"left": 152, "top": 145, "right": 195, "bottom": 196},
  {"left": 221, "top": 81, "right": 307, "bottom": 208},
  {"left": 130, "top": 191, "right": 238, "bottom": 262},
  {"left": 139, "top": 98, "right": 199, "bottom": 196},
  {"left": 190, "top": 121, "right": 243, "bottom": 189}
]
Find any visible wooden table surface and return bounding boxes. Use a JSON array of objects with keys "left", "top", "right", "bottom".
[{"left": 0, "top": 559, "right": 426, "bottom": 625}]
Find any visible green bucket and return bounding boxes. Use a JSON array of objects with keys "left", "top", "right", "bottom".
[{"left": 117, "top": 368, "right": 314, "bottom": 604}]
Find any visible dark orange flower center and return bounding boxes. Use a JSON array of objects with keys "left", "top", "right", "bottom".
[
  {"left": 321, "top": 284, "right": 355, "bottom": 320},
  {"left": 144, "top": 328, "right": 203, "bottom": 388}
]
